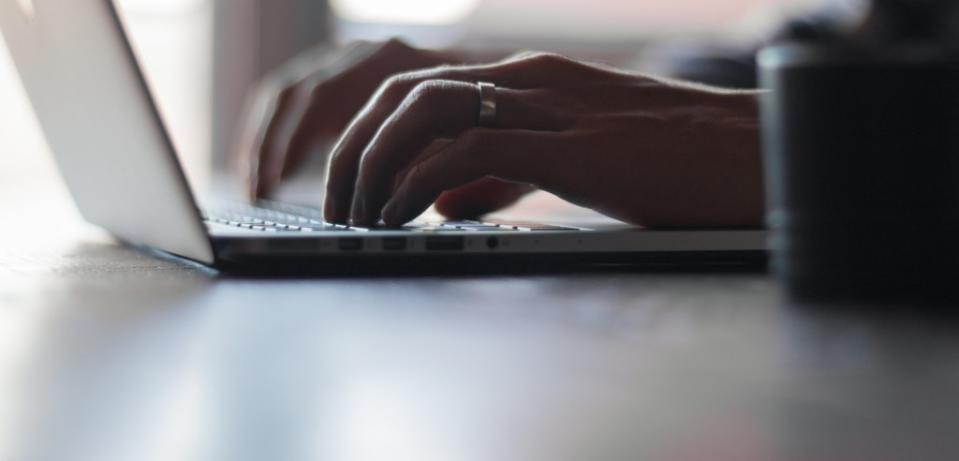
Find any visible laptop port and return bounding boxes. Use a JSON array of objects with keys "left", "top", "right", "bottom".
[
  {"left": 381, "top": 237, "right": 407, "bottom": 251},
  {"left": 338, "top": 238, "right": 363, "bottom": 251},
  {"left": 425, "top": 236, "right": 465, "bottom": 251},
  {"left": 486, "top": 236, "right": 500, "bottom": 250}
]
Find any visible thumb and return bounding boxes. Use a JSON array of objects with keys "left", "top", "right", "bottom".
[{"left": 434, "top": 177, "right": 534, "bottom": 220}]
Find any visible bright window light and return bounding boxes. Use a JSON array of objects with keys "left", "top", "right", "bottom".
[
  {"left": 331, "top": 0, "right": 480, "bottom": 25},
  {"left": 118, "top": 0, "right": 206, "bottom": 14}
]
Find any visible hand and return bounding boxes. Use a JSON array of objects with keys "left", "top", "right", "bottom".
[
  {"left": 240, "top": 39, "right": 448, "bottom": 199},
  {"left": 323, "top": 52, "right": 765, "bottom": 228}
]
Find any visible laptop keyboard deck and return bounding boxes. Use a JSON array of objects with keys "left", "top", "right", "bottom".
[{"left": 203, "top": 201, "right": 579, "bottom": 233}]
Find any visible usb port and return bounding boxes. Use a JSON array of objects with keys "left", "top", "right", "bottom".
[
  {"left": 425, "top": 236, "right": 465, "bottom": 251},
  {"left": 381, "top": 237, "right": 407, "bottom": 251},
  {"left": 338, "top": 238, "right": 363, "bottom": 251}
]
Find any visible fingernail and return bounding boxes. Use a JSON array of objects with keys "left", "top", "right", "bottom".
[{"left": 381, "top": 200, "right": 400, "bottom": 226}]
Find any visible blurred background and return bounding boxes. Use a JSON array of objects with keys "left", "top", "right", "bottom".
[{"left": 0, "top": 0, "right": 848, "bottom": 198}]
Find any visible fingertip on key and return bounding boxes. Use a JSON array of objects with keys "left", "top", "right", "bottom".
[
  {"left": 253, "top": 181, "right": 269, "bottom": 201},
  {"left": 349, "top": 198, "right": 368, "bottom": 226},
  {"left": 323, "top": 198, "right": 339, "bottom": 223},
  {"left": 381, "top": 200, "right": 400, "bottom": 227}
]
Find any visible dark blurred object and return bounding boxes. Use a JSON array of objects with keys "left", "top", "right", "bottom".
[
  {"left": 663, "top": 0, "right": 959, "bottom": 89},
  {"left": 760, "top": 0, "right": 959, "bottom": 303},
  {"left": 663, "top": 4, "right": 856, "bottom": 89},
  {"left": 857, "top": 0, "right": 959, "bottom": 45},
  {"left": 656, "top": 46, "right": 759, "bottom": 89}
]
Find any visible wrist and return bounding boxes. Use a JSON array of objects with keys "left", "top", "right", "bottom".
[{"left": 715, "top": 91, "right": 762, "bottom": 119}]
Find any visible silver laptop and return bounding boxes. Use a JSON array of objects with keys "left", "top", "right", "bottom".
[{"left": 0, "top": 0, "right": 766, "bottom": 272}]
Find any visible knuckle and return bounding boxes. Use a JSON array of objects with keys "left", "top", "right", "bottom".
[
  {"left": 381, "top": 73, "right": 416, "bottom": 98},
  {"left": 524, "top": 52, "right": 569, "bottom": 66},
  {"left": 273, "top": 81, "right": 311, "bottom": 109},
  {"left": 327, "top": 149, "right": 348, "bottom": 172},
  {"left": 409, "top": 79, "right": 445, "bottom": 99},
  {"left": 382, "top": 37, "right": 411, "bottom": 52},
  {"left": 277, "top": 85, "right": 297, "bottom": 100},
  {"left": 413, "top": 78, "right": 452, "bottom": 93},
  {"left": 506, "top": 50, "right": 538, "bottom": 60},
  {"left": 381, "top": 73, "right": 406, "bottom": 89},
  {"left": 379, "top": 69, "right": 449, "bottom": 107},
  {"left": 259, "top": 67, "right": 293, "bottom": 91},
  {"left": 275, "top": 84, "right": 301, "bottom": 105},
  {"left": 404, "top": 79, "right": 453, "bottom": 109},
  {"left": 307, "top": 81, "right": 329, "bottom": 100}
]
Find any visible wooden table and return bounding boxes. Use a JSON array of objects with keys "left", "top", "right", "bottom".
[{"left": 2, "top": 151, "right": 959, "bottom": 461}]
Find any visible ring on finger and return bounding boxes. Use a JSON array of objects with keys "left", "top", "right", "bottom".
[{"left": 477, "top": 81, "right": 497, "bottom": 127}]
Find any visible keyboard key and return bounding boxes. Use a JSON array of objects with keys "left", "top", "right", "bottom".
[
  {"left": 485, "top": 219, "right": 581, "bottom": 231},
  {"left": 205, "top": 203, "right": 546, "bottom": 234},
  {"left": 414, "top": 226, "right": 466, "bottom": 232}
]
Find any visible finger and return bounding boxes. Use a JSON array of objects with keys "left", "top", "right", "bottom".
[
  {"left": 434, "top": 178, "right": 535, "bottom": 220},
  {"left": 349, "top": 80, "right": 478, "bottom": 225},
  {"left": 234, "top": 86, "right": 273, "bottom": 197},
  {"left": 385, "top": 139, "right": 535, "bottom": 217},
  {"left": 245, "top": 41, "right": 388, "bottom": 199},
  {"left": 253, "top": 84, "right": 311, "bottom": 199},
  {"left": 349, "top": 81, "right": 568, "bottom": 225},
  {"left": 323, "top": 54, "right": 577, "bottom": 223},
  {"left": 381, "top": 128, "right": 562, "bottom": 227},
  {"left": 281, "top": 42, "right": 419, "bottom": 179},
  {"left": 279, "top": 89, "right": 329, "bottom": 180}
]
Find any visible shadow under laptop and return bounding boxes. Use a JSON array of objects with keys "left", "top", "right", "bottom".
[{"left": 209, "top": 250, "right": 768, "bottom": 279}]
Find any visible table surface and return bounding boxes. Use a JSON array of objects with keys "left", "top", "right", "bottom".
[
  {"left": 3, "top": 156, "right": 959, "bottom": 461},
  {"left": 3, "top": 23, "right": 958, "bottom": 459}
]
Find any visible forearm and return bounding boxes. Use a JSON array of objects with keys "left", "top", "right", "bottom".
[
  {"left": 677, "top": 91, "right": 764, "bottom": 227},
  {"left": 577, "top": 88, "right": 764, "bottom": 228},
  {"left": 705, "top": 93, "right": 765, "bottom": 227},
  {"left": 421, "top": 46, "right": 639, "bottom": 69},
  {"left": 413, "top": 52, "right": 767, "bottom": 227},
  {"left": 679, "top": 91, "right": 764, "bottom": 227}
]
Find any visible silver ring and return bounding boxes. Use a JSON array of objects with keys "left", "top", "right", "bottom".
[{"left": 477, "top": 81, "right": 496, "bottom": 127}]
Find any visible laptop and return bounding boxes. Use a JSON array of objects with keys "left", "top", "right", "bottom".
[{"left": 0, "top": 0, "right": 766, "bottom": 272}]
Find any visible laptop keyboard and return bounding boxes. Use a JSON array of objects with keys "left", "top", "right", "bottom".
[{"left": 203, "top": 201, "right": 580, "bottom": 233}]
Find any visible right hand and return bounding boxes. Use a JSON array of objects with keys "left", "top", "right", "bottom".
[
  {"left": 239, "top": 39, "right": 445, "bottom": 200},
  {"left": 239, "top": 38, "right": 537, "bottom": 221},
  {"left": 320, "top": 53, "right": 764, "bottom": 228}
]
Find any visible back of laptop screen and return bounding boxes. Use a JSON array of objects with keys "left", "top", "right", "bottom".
[{"left": 0, "top": 0, "right": 213, "bottom": 263}]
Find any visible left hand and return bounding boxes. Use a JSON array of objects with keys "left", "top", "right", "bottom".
[
  {"left": 323, "top": 53, "right": 765, "bottom": 228},
  {"left": 237, "top": 39, "right": 448, "bottom": 199}
]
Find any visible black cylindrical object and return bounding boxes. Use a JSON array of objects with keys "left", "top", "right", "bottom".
[{"left": 759, "top": 44, "right": 959, "bottom": 302}]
